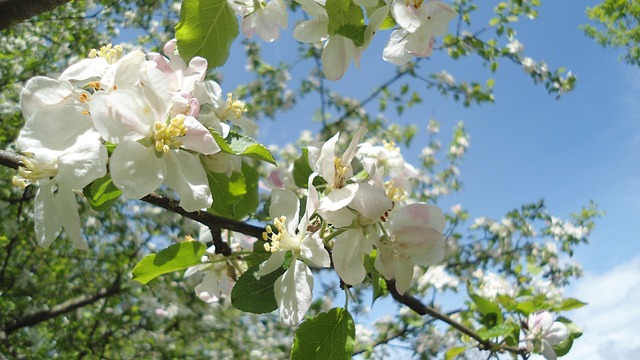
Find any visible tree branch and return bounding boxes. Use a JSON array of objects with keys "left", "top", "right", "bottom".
[
  {"left": 3, "top": 276, "right": 122, "bottom": 334},
  {"left": 0, "top": 0, "right": 71, "bottom": 30},
  {"left": 385, "top": 279, "right": 526, "bottom": 356},
  {"left": 0, "top": 149, "right": 265, "bottom": 255}
]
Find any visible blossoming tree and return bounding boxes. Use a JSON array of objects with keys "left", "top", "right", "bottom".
[{"left": 0, "top": 0, "right": 596, "bottom": 358}]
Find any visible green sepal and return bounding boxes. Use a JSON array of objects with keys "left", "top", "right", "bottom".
[
  {"left": 291, "top": 307, "right": 355, "bottom": 360},
  {"left": 176, "top": 0, "right": 239, "bottom": 68},
  {"left": 132, "top": 241, "right": 206, "bottom": 284}
]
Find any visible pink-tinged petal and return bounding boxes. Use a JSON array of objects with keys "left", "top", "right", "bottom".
[
  {"left": 20, "top": 77, "right": 74, "bottom": 118},
  {"left": 293, "top": 19, "right": 328, "bottom": 43},
  {"left": 393, "top": 225, "right": 445, "bottom": 266},
  {"left": 34, "top": 182, "right": 86, "bottom": 249},
  {"left": 391, "top": 203, "right": 445, "bottom": 233},
  {"left": 55, "top": 134, "right": 108, "bottom": 189},
  {"left": 383, "top": 29, "right": 413, "bottom": 65},
  {"left": 163, "top": 151, "right": 212, "bottom": 212},
  {"left": 404, "top": 31, "right": 435, "bottom": 57},
  {"left": 269, "top": 189, "right": 300, "bottom": 235},
  {"left": 300, "top": 233, "right": 331, "bottom": 268},
  {"left": 274, "top": 260, "right": 313, "bottom": 326},
  {"left": 59, "top": 57, "right": 109, "bottom": 82},
  {"left": 393, "top": 256, "right": 415, "bottom": 295},
  {"left": 181, "top": 116, "right": 220, "bottom": 155},
  {"left": 424, "top": 1, "right": 458, "bottom": 36},
  {"left": 540, "top": 341, "right": 558, "bottom": 360},
  {"left": 90, "top": 91, "right": 154, "bottom": 143},
  {"left": 17, "top": 104, "right": 94, "bottom": 152},
  {"left": 348, "top": 183, "right": 392, "bottom": 221},
  {"left": 110, "top": 141, "right": 165, "bottom": 199},
  {"left": 545, "top": 322, "right": 569, "bottom": 345},
  {"left": 257, "top": 250, "right": 287, "bottom": 277},
  {"left": 318, "top": 183, "right": 359, "bottom": 212},
  {"left": 183, "top": 56, "right": 208, "bottom": 92},
  {"left": 333, "top": 229, "right": 372, "bottom": 285}
]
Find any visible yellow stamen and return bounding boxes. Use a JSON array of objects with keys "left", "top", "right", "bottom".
[
  {"left": 12, "top": 156, "right": 59, "bottom": 189},
  {"left": 263, "top": 216, "right": 300, "bottom": 254},
  {"left": 89, "top": 44, "right": 124, "bottom": 64},
  {"left": 333, "top": 157, "right": 349, "bottom": 189},
  {"left": 152, "top": 115, "right": 188, "bottom": 154},
  {"left": 214, "top": 93, "right": 246, "bottom": 121},
  {"left": 385, "top": 181, "right": 407, "bottom": 202}
]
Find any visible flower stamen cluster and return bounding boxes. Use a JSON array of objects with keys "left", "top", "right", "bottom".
[
  {"left": 88, "top": 44, "right": 123, "bottom": 64},
  {"left": 153, "top": 115, "right": 188, "bottom": 153}
]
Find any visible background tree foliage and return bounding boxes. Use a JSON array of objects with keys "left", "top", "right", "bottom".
[{"left": 583, "top": 0, "right": 640, "bottom": 66}]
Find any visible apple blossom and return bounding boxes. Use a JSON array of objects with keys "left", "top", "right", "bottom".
[
  {"left": 230, "top": 0, "right": 288, "bottom": 42},
  {"left": 524, "top": 311, "right": 569, "bottom": 360},
  {"left": 258, "top": 183, "right": 330, "bottom": 326}
]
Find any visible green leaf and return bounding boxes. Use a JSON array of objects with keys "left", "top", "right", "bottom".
[
  {"left": 553, "top": 298, "right": 588, "bottom": 312},
  {"left": 132, "top": 242, "right": 206, "bottom": 284},
  {"left": 293, "top": 148, "right": 314, "bottom": 188},
  {"left": 207, "top": 163, "right": 259, "bottom": 219},
  {"left": 476, "top": 321, "right": 518, "bottom": 340},
  {"left": 557, "top": 316, "right": 583, "bottom": 338},
  {"left": 82, "top": 173, "right": 122, "bottom": 211},
  {"left": 364, "top": 251, "right": 385, "bottom": 305},
  {"left": 211, "top": 130, "right": 276, "bottom": 164},
  {"left": 325, "top": 0, "right": 364, "bottom": 35},
  {"left": 231, "top": 265, "right": 285, "bottom": 313},
  {"left": 445, "top": 346, "right": 467, "bottom": 360},
  {"left": 176, "top": 0, "right": 239, "bottom": 68},
  {"left": 291, "top": 307, "right": 355, "bottom": 360},
  {"left": 335, "top": 24, "right": 367, "bottom": 47},
  {"left": 227, "top": 132, "right": 276, "bottom": 164},
  {"left": 244, "top": 239, "right": 271, "bottom": 268}
]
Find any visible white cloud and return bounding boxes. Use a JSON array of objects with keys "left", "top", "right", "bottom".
[{"left": 563, "top": 254, "right": 640, "bottom": 360}]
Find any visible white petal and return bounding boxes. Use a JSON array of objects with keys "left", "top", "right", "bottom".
[
  {"left": 90, "top": 91, "right": 155, "bottom": 143},
  {"left": 318, "top": 183, "right": 359, "bottom": 212},
  {"left": 100, "top": 50, "right": 146, "bottom": 90},
  {"left": 393, "top": 226, "right": 445, "bottom": 266},
  {"left": 20, "top": 77, "right": 74, "bottom": 119},
  {"left": 545, "top": 321, "right": 569, "bottom": 345},
  {"left": 315, "top": 132, "right": 339, "bottom": 182},
  {"left": 195, "top": 271, "right": 222, "bottom": 303},
  {"left": 16, "top": 104, "right": 94, "bottom": 152},
  {"left": 293, "top": 20, "right": 328, "bottom": 43},
  {"left": 55, "top": 134, "right": 108, "bottom": 189},
  {"left": 256, "top": 250, "right": 287, "bottom": 276},
  {"left": 333, "top": 229, "right": 372, "bottom": 285},
  {"left": 59, "top": 57, "right": 109, "bottom": 82},
  {"left": 269, "top": 189, "right": 300, "bottom": 235},
  {"left": 391, "top": 202, "right": 446, "bottom": 233},
  {"left": 163, "top": 151, "right": 212, "bottom": 212},
  {"left": 320, "top": 206, "right": 356, "bottom": 228},
  {"left": 393, "top": 256, "right": 415, "bottom": 295},
  {"left": 274, "top": 260, "right": 313, "bottom": 326},
  {"left": 300, "top": 233, "right": 331, "bottom": 268},
  {"left": 110, "top": 141, "right": 166, "bottom": 199},
  {"left": 382, "top": 29, "right": 413, "bottom": 65},
  {"left": 424, "top": 1, "right": 458, "bottom": 37},
  {"left": 34, "top": 182, "right": 86, "bottom": 249},
  {"left": 348, "top": 183, "right": 392, "bottom": 221},
  {"left": 322, "top": 36, "right": 351, "bottom": 81}
]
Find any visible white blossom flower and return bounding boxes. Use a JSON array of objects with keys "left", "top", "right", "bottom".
[
  {"left": 258, "top": 184, "right": 330, "bottom": 326},
  {"left": 524, "top": 311, "right": 569, "bottom": 360},
  {"left": 230, "top": 0, "right": 288, "bottom": 42}
]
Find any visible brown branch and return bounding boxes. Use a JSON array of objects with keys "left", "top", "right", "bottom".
[
  {"left": 3, "top": 276, "right": 122, "bottom": 334},
  {"left": 385, "top": 279, "right": 526, "bottom": 356},
  {"left": 0, "top": 0, "right": 71, "bottom": 30}
]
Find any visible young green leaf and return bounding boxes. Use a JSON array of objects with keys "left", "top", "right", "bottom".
[
  {"left": 82, "top": 173, "right": 122, "bottom": 211},
  {"left": 132, "top": 242, "right": 206, "bottom": 284},
  {"left": 176, "top": 0, "right": 239, "bottom": 68},
  {"left": 207, "top": 163, "right": 259, "bottom": 219},
  {"left": 293, "top": 147, "right": 314, "bottom": 189},
  {"left": 325, "top": 0, "right": 364, "bottom": 35},
  {"left": 291, "top": 307, "right": 355, "bottom": 360},
  {"left": 231, "top": 265, "right": 285, "bottom": 313}
]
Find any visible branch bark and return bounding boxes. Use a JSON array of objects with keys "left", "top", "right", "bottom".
[
  {"left": 0, "top": 0, "right": 71, "bottom": 30},
  {"left": 3, "top": 277, "right": 122, "bottom": 334}
]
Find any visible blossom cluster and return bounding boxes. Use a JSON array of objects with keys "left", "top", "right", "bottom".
[
  {"left": 259, "top": 128, "right": 447, "bottom": 325},
  {"left": 238, "top": 0, "right": 457, "bottom": 80},
  {"left": 13, "top": 42, "right": 253, "bottom": 248}
]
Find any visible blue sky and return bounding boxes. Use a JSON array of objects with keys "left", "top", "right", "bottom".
[{"left": 216, "top": 0, "right": 640, "bottom": 357}]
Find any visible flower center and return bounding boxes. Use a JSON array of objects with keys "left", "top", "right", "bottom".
[
  {"left": 89, "top": 44, "right": 123, "bottom": 64},
  {"left": 152, "top": 114, "right": 188, "bottom": 153},
  {"left": 333, "top": 156, "right": 349, "bottom": 189},
  {"left": 215, "top": 93, "right": 246, "bottom": 121},
  {"left": 385, "top": 181, "right": 407, "bottom": 202},
  {"left": 262, "top": 216, "right": 301, "bottom": 253},
  {"left": 12, "top": 155, "right": 59, "bottom": 188}
]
